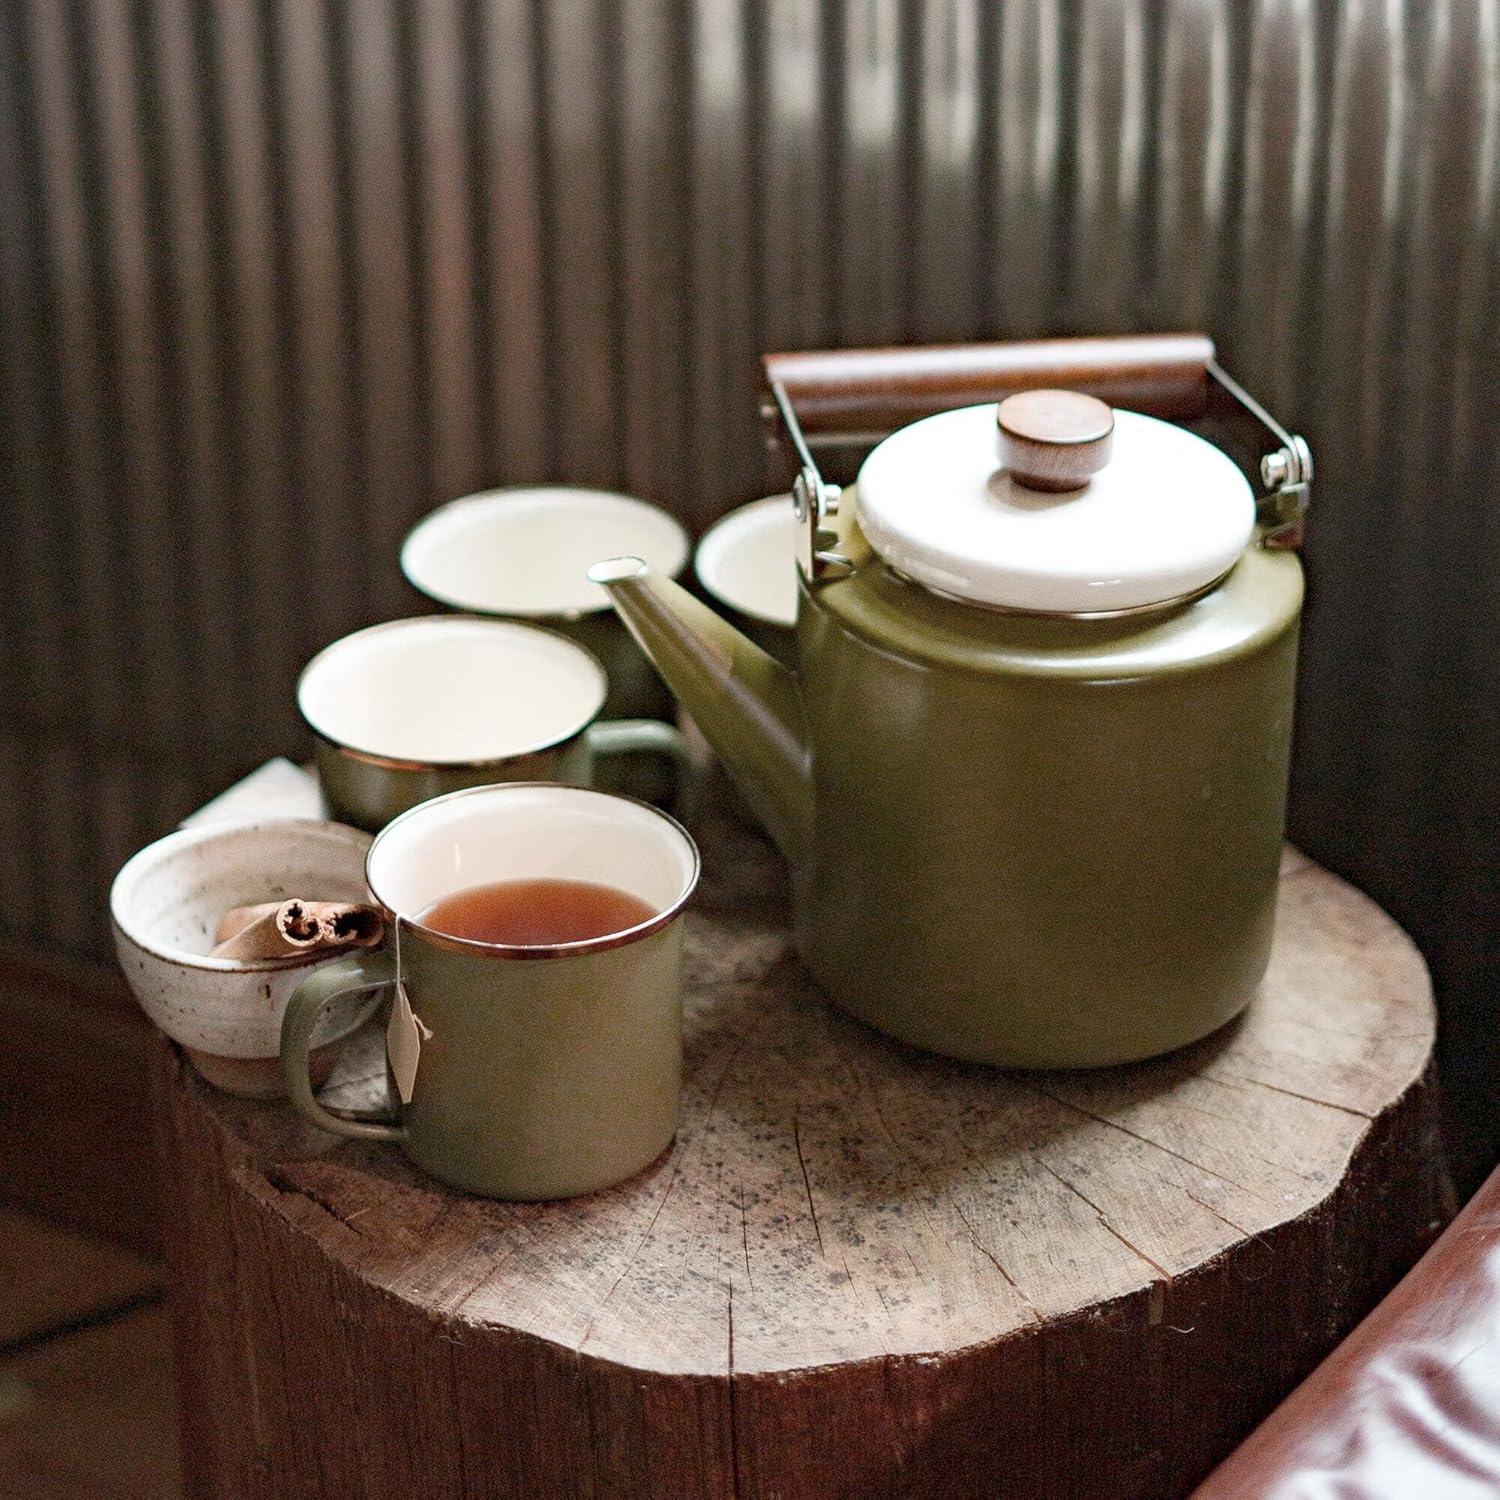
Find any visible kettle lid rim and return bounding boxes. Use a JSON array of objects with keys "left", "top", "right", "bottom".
[{"left": 855, "top": 404, "right": 1256, "bottom": 614}]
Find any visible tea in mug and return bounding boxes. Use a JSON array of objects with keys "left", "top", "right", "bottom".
[{"left": 418, "top": 878, "right": 657, "bottom": 947}]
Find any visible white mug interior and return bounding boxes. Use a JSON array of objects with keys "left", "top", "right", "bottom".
[
  {"left": 402, "top": 486, "right": 691, "bottom": 618},
  {"left": 369, "top": 783, "right": 699, "bottom": 946},
  {"left": 694, "top": 494, "right": 799, "bottom": 627},
  {"left": 298, "top": 616, "right": 607, "bottom": 765}
]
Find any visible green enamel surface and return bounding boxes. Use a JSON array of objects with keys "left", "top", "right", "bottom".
[
  {"left": 795, "top": 599, "right": 1298, "bottom": 1065},
  {"left": 713, "top": 603, "right": 797, "bottom": 669},
  {"left": 316, "top": 743, "right": 566, "bottom": 834},
  {"left": 397, "top": 921, "right": 682, "bottom": 1199},
  {"left": 316, "top": 719, "right": 690, "bottom": 833}
]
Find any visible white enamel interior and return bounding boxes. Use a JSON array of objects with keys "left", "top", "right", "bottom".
[
  {"left": 402, "top": 486, "right": 691, "bottom": 617},
  {"left": 856, "top": 405, "right": 1256, "bottom": 613},
  {"left": 369, "top": 784, "right": 698, "bottom": 935},
  {"left": 109, "top": 819, "right": 379, "bottom": 1056},
  {"left": 298, "top": 616, "right": 606, "bottom": 763},
  {"left": 694, "top": 494, "right": 799, "bottom": 626}
]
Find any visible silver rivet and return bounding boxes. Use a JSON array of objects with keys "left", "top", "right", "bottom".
[{"left": 1261, "top": 450, "right": 1291, "bottom": 488}]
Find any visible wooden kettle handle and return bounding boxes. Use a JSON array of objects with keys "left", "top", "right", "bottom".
[{"left": 762, "top": 332, "right": 1216, "bottom": 438}]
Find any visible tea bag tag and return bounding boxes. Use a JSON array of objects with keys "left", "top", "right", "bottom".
[
  {"left": 386, "top": 983, "right": 425, "bottom": 1104},
  {"left": 386, "top": 921, "right": 429, "bottom": 1104}
]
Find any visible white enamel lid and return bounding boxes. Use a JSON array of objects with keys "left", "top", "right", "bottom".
[{"left": 855, "top": 402, "right": 1257, "bottom": 613}]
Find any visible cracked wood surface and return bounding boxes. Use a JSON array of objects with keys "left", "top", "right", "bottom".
[{"left": 162, "top": 800, "right": 1436, "bottom": 1384}]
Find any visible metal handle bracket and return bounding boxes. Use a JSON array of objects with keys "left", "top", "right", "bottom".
[
  {"left": 1206, "top": 359, "right": 1313, "bottom": 549},
  {"left": 766, "top": 377, "right": 854, "bottom": 584}
]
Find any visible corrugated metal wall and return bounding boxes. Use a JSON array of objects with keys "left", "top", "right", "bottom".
[{"left": 2, "top": 2, "right": 1496, "bottom": 1164}]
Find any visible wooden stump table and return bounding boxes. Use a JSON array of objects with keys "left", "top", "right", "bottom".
[{"left": 153, "top": 796, "right": 1450, "bottom": 1499}]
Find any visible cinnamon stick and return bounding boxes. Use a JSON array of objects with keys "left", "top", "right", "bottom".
[{"left": 211, "top": 900, "right": 384, "bottom": 961}]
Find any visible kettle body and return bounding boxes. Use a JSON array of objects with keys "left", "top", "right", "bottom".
[{"left": 788, "top": 505, "right": 1301, "bottom": 1065}]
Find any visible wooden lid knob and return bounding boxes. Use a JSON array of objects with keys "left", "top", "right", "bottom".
[{"left": 997, "top": 390, "right": 1115, "bottom": 492}]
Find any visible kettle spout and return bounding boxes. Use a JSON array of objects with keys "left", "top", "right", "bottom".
[{"left": 588, "top": 557, "right": 811, "bottom": 862}]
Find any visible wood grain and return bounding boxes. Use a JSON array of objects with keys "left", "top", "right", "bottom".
[
  {"left": 996, "top": 389, "right": 1116, "bottom": 491},
  {"left": 153, "top": 792, "right": 1450, "bottom": 1498},
  {"left": 763, "top": 334, "right": 1216, "bottom": 439}
]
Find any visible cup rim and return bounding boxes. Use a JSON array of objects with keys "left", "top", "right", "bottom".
[
  {"left": 401, "top": 485, "right": 692, "bottom": 620},
  {"left": 693, "top": 493, "right": 799, "bottom": 628},
  {"left": 110, "top": 818, "right": 375, "bottom": 974},
  {"left": 367, "top": 782, "right": 701, "bottom": 960},
  {"left": 296, "top": 614, "right": 610, "bottom": 769}
]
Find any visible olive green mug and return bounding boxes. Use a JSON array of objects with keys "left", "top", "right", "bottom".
[
  {"left": 400, "top": 486, "right": 691, "bottom": 724},
  {"left": 401, "top": 486, "right": 691, "bottom": 805},
  {"left": 279, "top": 782, "right": 701, "bottom": 1200},
  {"left": 297, "top": 615, "right": 691, "bottom": 832}
]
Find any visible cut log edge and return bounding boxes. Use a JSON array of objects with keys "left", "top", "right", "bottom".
[{"left": 161, "top": 1037, "right": 1450, "bottom": 1384}]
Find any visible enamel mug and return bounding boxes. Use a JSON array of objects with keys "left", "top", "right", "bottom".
[
  {"left": 694, "top": 494, "right": 799, "bottom": 666},
  {"left": 401, "top": 486, "right": 691, "bottom": 725},
  {"left": 297, "top": 615, "right": 689, "bottom": 832},
  {"left": 279, "top": 783, "right": 700, "bottom": 1200}
]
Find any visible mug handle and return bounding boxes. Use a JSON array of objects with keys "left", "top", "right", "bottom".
[
  {"left": 573, "top": 718, "right": 697, "bottom": 816},
  {"left": 280, "top": 950, "right": 407, "bottom": 1142}
]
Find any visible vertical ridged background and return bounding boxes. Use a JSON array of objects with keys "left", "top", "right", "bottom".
[{"left": 1, "top": 2, "right": 1496, "bottom": 1161}]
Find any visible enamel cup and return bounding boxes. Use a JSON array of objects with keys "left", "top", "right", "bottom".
[
  {"left": 279, "top": 783, "right": 700, "bottom": 1200},
  {"left": 298, "top": 615, "right": 689, "bottom": 832},
  {"left": 401, "top": 486, "right": 691, "bottom": 724},
  {"left": 693, "top": 494, "right": 799, "bottom": 666}
]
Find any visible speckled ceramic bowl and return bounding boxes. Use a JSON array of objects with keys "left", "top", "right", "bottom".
[{"left": 110, "top": 819, "right": 381, "bottom": 1098}]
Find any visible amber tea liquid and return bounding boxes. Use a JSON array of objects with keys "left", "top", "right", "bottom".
[{"left": 418, "top": 878, "right": 657, "bottom": 947}]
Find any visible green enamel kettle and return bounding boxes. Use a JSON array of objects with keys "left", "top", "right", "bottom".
[{"left": 590, "top": 334, "right": 1312, "bottom": 1068}]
